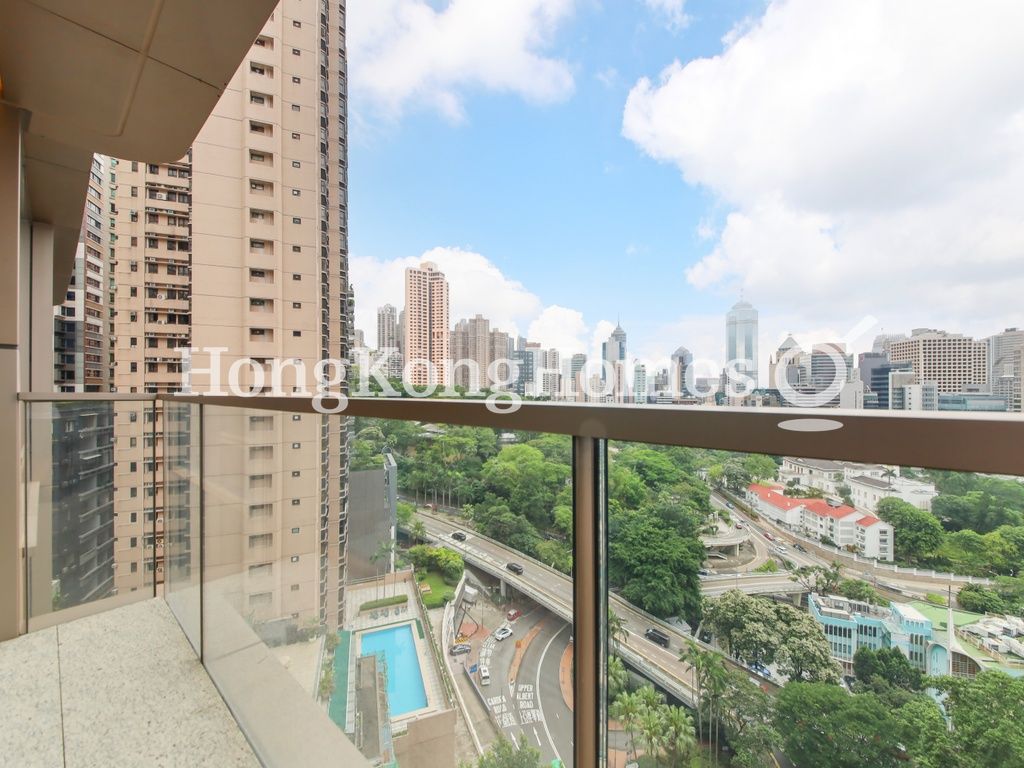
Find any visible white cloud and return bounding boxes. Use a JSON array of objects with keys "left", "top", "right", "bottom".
[
  {"left": 623, "top": 0, "right": 1024, "bottom": 340},
  {"left": 528, "top": 305, "right": 589, "bottom": 353},
  {"left": 595, "top": 66, "right": 620, "bottom": 89},
  {"left": 642, "top": 0, "right": 689, "bottom": 32},
  {"left": 348, "top": 0, "right": 576, "bottom": 123}
]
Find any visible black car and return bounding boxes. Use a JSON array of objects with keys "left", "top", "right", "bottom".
[
  {"left": 793, "top": 542, "right": 807, "bottom": 553},
  {"left": 506, "top": 562, "right": 524, "bottom": 575},
  {"left": 644, "top": 627, "right": 670, "bottom": 648},
  {"left": 451, "top": 531, "right": 467, "bottom": 541}
]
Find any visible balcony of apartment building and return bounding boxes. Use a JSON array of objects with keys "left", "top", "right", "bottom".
[{"left": 4, "top": 7, "right": 1024, "bottom": 768}]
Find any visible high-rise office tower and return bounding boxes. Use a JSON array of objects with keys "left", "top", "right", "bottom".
[
  {"left": 889, "top": 329, "right": 988, "bottom": 394},
  {"left": 403, "top": 262, "right": 449, "bottom": 388},
  {"left": 987, "top": 328, "right": 1024, "bottom": 412},
  {"left": 670, "top": 346, "right": 692, "bottom": 395},
  {"left": 726, "top": 299, "right": 758, "bottom": 388},
  {"left": 376, "top": 304, "right": 400, "bottom": 377},
  {"left": 111, "top": 0, "right": 351, "bottom": 627},
  {"left": 451, "top": 314, "right": 490, "bottom": 390},
  {"left": 602, "top": 324, "right": 627, "bottom": 378}
]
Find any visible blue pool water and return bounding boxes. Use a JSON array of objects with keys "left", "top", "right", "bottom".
[{"left": 360, "top": 624, "right": 428, "bottom": 717}]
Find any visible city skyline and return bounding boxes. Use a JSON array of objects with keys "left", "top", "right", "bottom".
[{"left": 348, "top": 0, "right": 1024, "bottom": 385}]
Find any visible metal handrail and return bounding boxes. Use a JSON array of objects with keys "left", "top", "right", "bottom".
[{"left": 20, "top": 390, "right": 1024, "bottom": 473}]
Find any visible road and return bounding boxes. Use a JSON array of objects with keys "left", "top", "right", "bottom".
[
  {"left": 718, "top": 492, "right": 974, "bottom": 597},
  {"left": 417, "top": 511, "right": 783, "bottom": 707}
]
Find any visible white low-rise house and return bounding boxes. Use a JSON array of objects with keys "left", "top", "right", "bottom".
[
  {"left": 847, "top": 474, "right": 937, "bottom": 513},
  {"left": 780, "top": 456, "right": 937, "bottom": 514},
  {"left": 747, "top": 483, "right": 895, "bottom": 560}
]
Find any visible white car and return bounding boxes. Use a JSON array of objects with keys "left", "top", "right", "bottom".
[
  {"left": 774, "top": 544, "right": 788, "bottom": 554},
  {"left": 479, "top": 665, "right": 491, "bottom": 686},
  {"left": 493, "top": 626, "right": 513, "bottom": 642}
]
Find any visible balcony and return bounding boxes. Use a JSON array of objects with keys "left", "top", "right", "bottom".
[{"left": 9, "top": 392, "right": 1024, "bottom": 768}]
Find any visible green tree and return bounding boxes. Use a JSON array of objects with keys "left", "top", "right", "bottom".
[
  {"left": 608, "top": 509, "right": 704, "bottom": 621},
  {"left": 893, "top": 696, "right": 954, "bottom": 768},
  {"left": 473, "top": 504, "right": 540, "bottom": 555},
  {"left": 608, "top": 608, "right": 628, "bottom": 648},
  {"left": 609, "top": 690, "right": 643, "bottom": 763},
  {"left": 534, "top": 538, "right": 571, "bottom": 574},
  {"left": 932, "top": 671, "right": 1024, "bottom": 768},
  {"left": 481, "top": 444, "right": 569, "bottom": 527},
  {"left": 663, "top": 705, "right": 696, "bottom": 766},
  {"left": 957, "top": 583, "right": 1006, "bottom": 614},
  {"left": 608, "top": 654, "right": 629, "bottom": 703},
  {"left": 836, "top": 483, "right": 854, "bottom": 506},
  {"left": 876, "top": 498, "right": 944, "bottom": 563},
  {"left": 638, "top": 706, "right": 667, "bottom": 765},
  {"left": 719, "top": 671, "right": 777, "bottom": 768},
  {"left": 463, "top": 735, "right": 542, "bottom": 768},
  {"left": 743, "top": 454, "right": 778, "bottom": 483},
  {"left": 852, "top": 647, "right": 922, "bottom": 692},
  {"left": 775, "top": 683, "right": 902, "bottom": 768}
]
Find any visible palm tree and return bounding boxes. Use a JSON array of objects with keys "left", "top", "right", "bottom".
[
  {"left": 609, "top": 690, "right": 642, "bottom": 763},
  {"left": 664, "top": 706, "right": 696, "bottom": 766},
  {"left": 882, "top": 467, "right": 897, "bottom": 489},
  {"left": 637, "top": 706, "right": 667, "bottom": 766},
  {"left": 705, "top": 658, "right": 729, "bottom": 766},
  {"left": 607, "top": 654, "right": 629, "bottom": 702},
  {"left": 410, "top": 519, "right": 427, "bottom": 543},
  {"left": 608, "top": 608, "right": 628, "bottom": 648},
  {"left": 370, "top": 539, "right": 395, "bottom": 599},
  {"left": 678, "top": 640, "right": 705, "bottom": 753}
]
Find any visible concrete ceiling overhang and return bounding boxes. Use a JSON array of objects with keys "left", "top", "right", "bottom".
[{"left": 0, "top": 0, "right": 279, "bottom": 301}]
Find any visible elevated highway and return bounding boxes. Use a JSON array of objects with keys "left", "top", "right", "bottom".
[{"left": 417, "top": 512, "right": 787, "bottom": 706}]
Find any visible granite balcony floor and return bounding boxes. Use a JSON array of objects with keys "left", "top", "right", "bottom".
[{"left": 0, "top": 599, "right": 258, "bottom": 768}]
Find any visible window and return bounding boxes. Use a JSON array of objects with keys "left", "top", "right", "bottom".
[
  {"left": 291, "top": 160, "right": 301, "bottom": 168},
  {"left": 292, "top": 302, "right": 301, "bottom": 309},
  {"left": 249, "top": 474, "right": 272, "bottom": 489},
  {"left": 290, "top": 556, "right": 300, "bottom": 563},
  {"left": 248, "top": 563, "right": 272, "bottom": 578},
  {"left": 291, "top": 104, "right": 300, "bottom": 112},
  {"left": 291, "top": 442, "right": 301, "bottom": 449},
  {"left": 292, "top": 47, "right": 300, "bottom": 55},
  {"left": 130, "top": 186, "right": 138, "bottom": 197},
  {"left": 291, "top": 132, "right": 300, "bottom": 139},
  {"left": 292, "top": 245, "right": 301, "bottom": 252},
  {"left": 249, "top": 592, "right": 272, "bottom": 607},
  {"left": 250, "top": 63, "right": 266, "bottom": 75},
  {"left": 249, "top": 503, "right": 273, "bottom": 517},
  {"left": 130, "top": 562, "right": 138, "bottom": 574},
  {"left": 292, "top": 76, "right": 300, "bottom": 84},
  {"left": 250, "top": 92, "right": 267, "bottom": 105},
  {"left": 292, "top": 330, "right": 301, "bottom": 337},
  {"left": 292, "top": 20, "right": 301, "bottom": 27},
  {"left": 291, "top": 498, "right": 301, "bottom": 506},
  {"left": 290, "top": 585, "right": 300, "bottom": 592},
  {"left": 292, "top": 414, "right": 301, "bottom": 421},
  {"left": 249, "top": 445, "right": 273, "bottom": 459},
  {"left": 291, "top": 189, "right": 301, "bottom": 196},
  {"left": 130, "top": 537, "right": 138, "bottom": 548},
  {"left": 248, "top": 533, "right": 273, "bottom": 548},
  {"left": 291, "top": 527, "right": 300, "bottom": 534},
  {"left": 292, "top": 273, "right": 301, "bottom": 280}
]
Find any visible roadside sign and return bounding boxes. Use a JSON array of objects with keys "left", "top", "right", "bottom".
[{"left": 469, "top": 664, "right": 478, "bottom": 673}]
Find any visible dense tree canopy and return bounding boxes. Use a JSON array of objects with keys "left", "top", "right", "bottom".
[{"left": 876, "top": 498, "right": 945, "bottom": 563}]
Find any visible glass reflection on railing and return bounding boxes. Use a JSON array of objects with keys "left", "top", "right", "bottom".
[{"left": 25, "top": 400, "right": 157, "bottom": 628}]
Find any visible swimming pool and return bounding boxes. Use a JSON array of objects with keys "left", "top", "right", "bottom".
[{"left": 359, "top": 624, "right": 428, "bottom": 717}]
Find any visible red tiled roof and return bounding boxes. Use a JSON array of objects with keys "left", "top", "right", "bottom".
[
  {"left": 802, "top": 499, "right": 860, "bottom": 520},
  {"left": 748, "top": 484, "right": 803, "bottom": 511},
  {"left": 855, "top": 515, "right": 882, "bottom": 527}
]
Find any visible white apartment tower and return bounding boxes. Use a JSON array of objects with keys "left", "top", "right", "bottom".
[{"left": 403, "top": 262, "right": 450, "bottom": 387}]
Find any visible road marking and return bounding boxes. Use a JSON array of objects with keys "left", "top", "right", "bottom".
[{"left": 535, "top": 623, "right": 569, "bottom": 766}]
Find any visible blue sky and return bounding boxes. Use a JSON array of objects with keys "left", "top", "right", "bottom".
[{"left": 347, "top": 0, "right": 1024, "bottom": 379}]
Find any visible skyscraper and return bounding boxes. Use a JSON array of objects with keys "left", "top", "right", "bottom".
[
  {"left": 889, "top": 329, "right": 988, "bottom": 394},
  {"left": 726, "top": 300, "right": 758, "bottom": 388},
  {"left": 670, "top": 346, "right": 692, "bottom": 395},
  {"left": 451, "top": 314, "right": 491, "bottom": 390},
  {"left": 633, "top": 363, "right": 647, "bottom": 404},
  {"left": 376, "top": 304, "right": 400, "bottom": 377},
  {"left": 602, "top": 324, "right": 627, "bottom": 378},
  {"left": 987, "top": 328, "right": 1024, "bottom": 412},
  {"left": 403, "top": 262, "right": 450, "bottom": 388}
]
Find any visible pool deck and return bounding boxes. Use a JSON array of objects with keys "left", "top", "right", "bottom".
[{"left": 343, "top": 578, "right": 447, "bottom": 726}]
